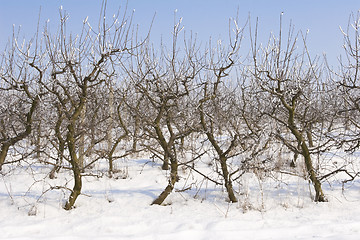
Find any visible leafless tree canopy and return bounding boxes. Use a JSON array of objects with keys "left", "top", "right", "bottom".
[{"left": 1, "top": 4, "right": 359, "bottom": 210}]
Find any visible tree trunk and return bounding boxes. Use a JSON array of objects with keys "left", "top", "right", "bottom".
[
  {"left": 281, "top": 96, "right": 326, "bottom": 202},
  {"left": 152, "top": 157, "right": 178, "bottom": 205},
  {"left": 78, "top": 105, "right": 86, "bottom": 170},
  {"left": 306, "top": 128, "right": 314, "bottom": 148},
  {"left": 107, "top": 85, "right": 114, "bottom": 174},
  {"left": 50, "top": 112, "right": 65, "bottom": 179},
  {"left": 0, "top": 143, "right": 10, "bottom": 171},
  {"left": 290, "top": 141, "right": 301, "bottom": 168},
  {"left": 199, "top": 103, "right": 237, "bottom": 203},
  {"left": 36, "top": 121, "right": 41, "bottom": 160},
  {"left": 161, "top": 153, "right": 170, "bottom": 170},
  {"left": 132, "top": 115, "right": 139, "bottom": 153},
  {"left": 219, "top": 155, "right": 238, "bottom": 203},
  {"left": 108, "top": 154, "right": 114, "bottom": 177},
  {"left": 49, "top": 142, "right": 64, "bottom": 179},
  {"left": 288, "top": 117, "right": 326, "bottom": 202},
  {"left": 0, "top": 97, "right": 38, "bottom": 171},
  {"left": 301, "top": 141, "right": 326, "bottom": 202},
  {"left": 64, "top": 161, "right": 82, "bottom": 210},
  {"left": 64, "top": 123, "right": 83, "bottom": 210},
  {"left": 49, "top": 158, "right": 62, "bottom": 179}
]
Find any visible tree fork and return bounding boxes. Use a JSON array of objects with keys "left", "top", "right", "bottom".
[{"left": 285, "top": 102, "right": 326, "bottom": 202}]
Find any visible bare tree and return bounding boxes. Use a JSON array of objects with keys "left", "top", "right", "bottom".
[
  {"left": 101, "top": 82, "right": 131, "bottom": 177},
  {"left": 250, "top": 17, "right": 327, "bottom": 202},
  {"left": 197, "top": 17, "right": 246, "bottom": 203},
  {"left": 33, "top": 3, "right": 141, "bottom": 210},
  {"left": 123, "top": 16, "right": 201, "bottom": 205},
  {"left": 0, "top": 29, "right": 44, "bottom": 171},
  {"left": 338, "top": 11, "right": 360, "bottom": 152}
]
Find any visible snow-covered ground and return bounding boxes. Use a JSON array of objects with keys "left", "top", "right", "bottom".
[{"left": 1, "top": 157, "right": 360, "bottom": 240}]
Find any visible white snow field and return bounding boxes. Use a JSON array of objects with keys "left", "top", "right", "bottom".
[{"left": 1, "top": 156, "right": 360, "bottom": 240}]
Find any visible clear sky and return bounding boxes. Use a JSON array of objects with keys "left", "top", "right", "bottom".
[{"left": 1, "top": 0, "right": 360, "bottom": 67}]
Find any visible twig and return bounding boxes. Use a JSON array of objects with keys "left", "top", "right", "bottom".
[{"left": 183, "top": 163, "right": 222, "bottom": 185}]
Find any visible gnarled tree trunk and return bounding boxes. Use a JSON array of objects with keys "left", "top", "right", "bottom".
[{"left": 152, "top": 156, "right": 178, "bottom": 205}]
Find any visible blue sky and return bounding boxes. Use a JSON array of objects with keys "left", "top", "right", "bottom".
[{"left": 1, "top": 0, "right": 360, "bottom": 66}]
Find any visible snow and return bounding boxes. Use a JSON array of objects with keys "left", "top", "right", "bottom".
[{"left": 1, "top": 157, "right": 360, "bottom": 240}]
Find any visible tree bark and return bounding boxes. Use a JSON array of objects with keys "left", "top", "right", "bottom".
[
  {"left": 0, "top": 97, "right": 38, "bottom": 171},
  {"left": 107, "top": 85, "right": 114, "bottom": 174},
  {"left": 300, "top": 140, "right": 326, "bottom": 202},
  {"left": 64, "top": 123, "right": 83, "bottom": 210},
  {"left": 283, "top": 97, "right": 326, "bottom": 202},
  {"left": 161, "top": 153, "right": 170, "bottom": 170},
  {"left": 64, "top": 160, "right": 82, "bottom": 210},
  {"left": 78, "top": 105, "right": 86, "bottom": 170},
  {"left": 152, "top": 158, "right": 178, "bottom": 205},
  {"left": 219, "top": 155, "right": 238, "bottom": 203},
  {"left": 0, "top": 143, "right": 10, "bottom": 171},
  {"left": 36, "top": 121, "right": 41, "bottom": 160},
  {"left": 199, "top": 103, "right": 238, "bottom": 203}
]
